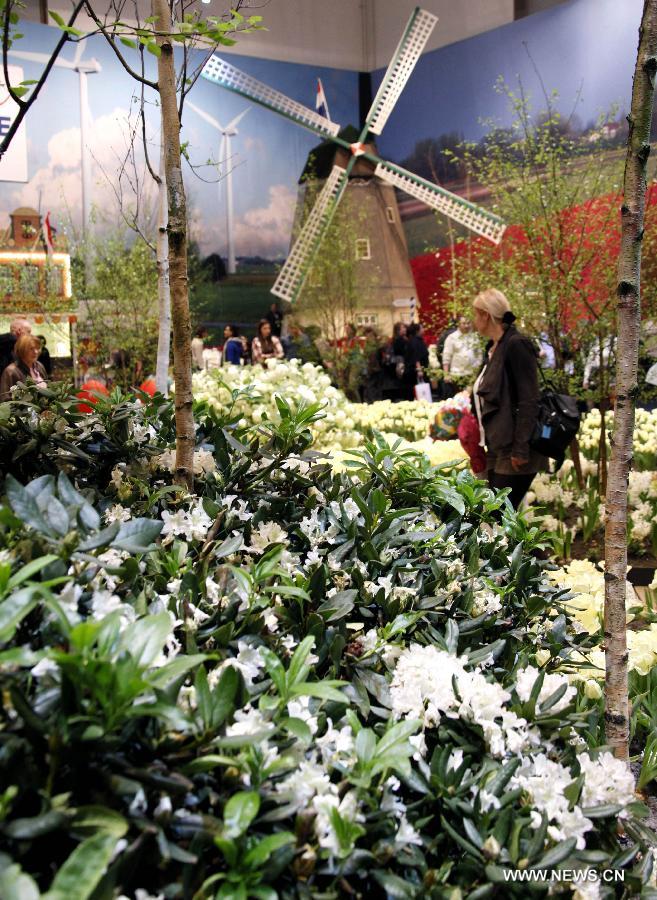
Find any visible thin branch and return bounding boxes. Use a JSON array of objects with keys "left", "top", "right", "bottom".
[{"left": 83, "top": 1, "right": 158, "bottom": 89}]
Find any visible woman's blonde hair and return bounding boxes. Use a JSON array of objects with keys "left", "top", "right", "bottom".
[
  {"left": 473, "top": 288, "right": 511, "bottom": 323},
  {"left": 14, "top": 334, "right": 41, "bottom": 364}
]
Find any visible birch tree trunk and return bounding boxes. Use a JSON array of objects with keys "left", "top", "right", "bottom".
[
  {"left": 604, "top": 0, "right": 657, "bottom": 760},
  {"left": 153, "top": 0, "right": 194, "bottom": 488},
  {"left": 155, "top": 133, "right": 171, "bottom": 396}
]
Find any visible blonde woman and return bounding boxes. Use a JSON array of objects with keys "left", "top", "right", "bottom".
[
  {"left": 472, "top": 288, "right": 544, "bottom": 508},
  {"left": 0, "top": 334, "right": 47, "bottom": 400}
]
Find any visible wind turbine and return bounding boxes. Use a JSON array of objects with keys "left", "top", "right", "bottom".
[
  {"left": 200, "top": 7, "right": 506, "bottom": 305},
  {"left": 9, "top": 42, "right": 101, "bottom": 280},
  {"left": 187, "top": 100, "right": 249, "bottom": 275}
]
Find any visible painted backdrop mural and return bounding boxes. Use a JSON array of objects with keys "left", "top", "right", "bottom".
[
  {"left": 0, "top": 0, "right": 651, "bottom": 270},
  {"left": 0, "top": 20, "right": 360, "bottom": 264}
]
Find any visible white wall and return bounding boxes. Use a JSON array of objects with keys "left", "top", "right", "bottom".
[
  {"left": 368, "top": 0, "right": 515, "bottom": 70},
  {"left": 18, "top": 0, "right": 563, "bottom": 72}
]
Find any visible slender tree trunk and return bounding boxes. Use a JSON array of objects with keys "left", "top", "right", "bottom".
[
  {"left": 154, "top": 0, "right": 194, "bottom": 488},
  {"left": 156, "top": 133, "right": 171, "bottom": 395},
  {"left": 604, "top": 0, "right": 657, "bottom": 760}
]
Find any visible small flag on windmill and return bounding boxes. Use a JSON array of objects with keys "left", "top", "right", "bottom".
[
  {"left": 315, "top": 78, "right": 330, "bottom": 121},
  {"left": 42, "top": 211, "right": 55, "bottom": 256}
]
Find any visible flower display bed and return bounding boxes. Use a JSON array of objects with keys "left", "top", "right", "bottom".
[{"left": 0, "top": 382, "right": 655, "bottom": 896}]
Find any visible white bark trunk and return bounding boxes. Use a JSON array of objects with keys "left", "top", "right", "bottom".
[{"left": 155, "top": 133, "right": 171, "bottom": 395}]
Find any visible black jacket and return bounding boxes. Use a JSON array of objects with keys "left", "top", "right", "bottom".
[
  {"left": 476, "top": 326, "right": 540, "bottom": 459},
  {"left": 403, "top": 335, "right": 429, "bottom": 384}
]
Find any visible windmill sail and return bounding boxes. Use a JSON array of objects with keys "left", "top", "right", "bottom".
[
  {"left": 365, "top": 7, "right": 437, "bottom": 135},
  {"left": 201, "top": 56, "right": 340, "bottom": 140},
  {"left": 272, "top": 165, "right": 349, "bottom": 303},
  {"left": 374, "top": 161, "right": 506, "bottom": 244}
]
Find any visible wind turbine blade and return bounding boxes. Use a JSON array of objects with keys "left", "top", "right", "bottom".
[
  {"left": 271, "top": 165, "right": 348, "bottom": 304},
  {"left": 201, "top": 56, "right": 340, "bottom": 140},
  {"left": 187, "top": 100, "right": 224, "bottom": 132},
  {"left": 365, "top": 7, "right": 437, "bottom": 135},
  {"left": 8, "top": 49, "right": 75, "bottom": 68},
  {"left": 375, "top": 161, "right": 506, "bottom": 244},
  {"left": 72, "top": 40, "right": 84, "bottom": 68},
  {"left": 226, "top": 107, "right": 249, "bottom": 132}
]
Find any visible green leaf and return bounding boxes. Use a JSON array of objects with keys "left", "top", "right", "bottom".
[
  {"left": 288, "top": 681, "right": 347, "bottom": 703},
  {"left": 0, "top": 861, "right": 40, "bottom": 900},
  {"left": 372, "top": 870, "right": 417, "bottom": 899},
  {"left": 5, "top": 810, "right": 67, "bottom": 839},
  {"left": 112, "top": 518, "right": 162, "bottom": 553},
  {"left": 43, "top": 832, "right": 118, "bottom": 900},
  {"left": 287, "top": 635, "right": 315, "bottom": 686},
  {"left": 7, "top": 555, "right": 58, "bottom": 590},
  {"left": 119, "top": 612, "right": 172, "bottom": 668},
  {"left": 355, "top": 728, "right": 376, "bottom": 763},
  {"left": 531, "top": 837, "right": 577, "bottom": 869},
  {"left": 317, "top": 589, "right": 357, "bottom": 622},
  {"left": 222, "top": 791, "right": 260, "bottom": 839},
  {"left": 77, "top": 522, "right": 120, "bottom": 552},
  {"left": 146, "top": 41, "right": 161, "bottom": 57},
  {"left": 5, "top": 475, "right": 52, "bottom": 536},
  {"left": 0, "top": 587, "right": 39, "bottom": 641},
  {"left": 243, "top": 831, "right": 295, "bottom": 868},
  {"left": 70, "top": 806, "right": 128, "bottom": 838}
]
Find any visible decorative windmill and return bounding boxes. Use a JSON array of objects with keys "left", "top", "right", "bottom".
[
  {"left": 9, "top": 43, "right": 101, "bottom": 280},
  {"left": 187, "top": 100, "right": 249, "bottom": 275},
  {"left": 201, "top": 7, "right": 505, "bottom": 304}
]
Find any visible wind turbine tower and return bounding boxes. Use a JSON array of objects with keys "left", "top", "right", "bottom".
[{"left": 188, "top": 100, "right": 249, "bottom": 274}]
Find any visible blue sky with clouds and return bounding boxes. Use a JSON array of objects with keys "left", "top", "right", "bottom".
[
  {"left": 0, "top": 21, "right": 359, "bottom": 258},
  {"left": 373, "top": 0, "right": 646, "bottom": 164},
  {"left": 0, "top": 0, "right": 649, "bottom": 260}
]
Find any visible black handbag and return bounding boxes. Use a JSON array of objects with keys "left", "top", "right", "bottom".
[{"left": 529, "top": 370, "right": 581, "bottom": 464}]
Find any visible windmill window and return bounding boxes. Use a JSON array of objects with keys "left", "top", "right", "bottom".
[
  {"left": 355, "top": 238, "right": 371, "bottom": 260},
  {"left": 356, "top": 313, "right": 378, "bottom": 326},
  {"left": 385, "top": 206, "right": 395, "bottom": 223}
]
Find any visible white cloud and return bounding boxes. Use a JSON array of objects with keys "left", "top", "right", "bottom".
[
  {"left": 193, "top": 183, "right": 296, "bottom": 259},
  {"left": 4, "top": 107, "right": 158, "bottom": 235}
]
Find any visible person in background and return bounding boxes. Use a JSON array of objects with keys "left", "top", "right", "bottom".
[
  {"left": 191, "top": 327, "right": 207, "bottom": 371},
  {"left": 441, "top": 315, "right": 481, "bottom": 397},
  {"left": 403, "top": 322, "right": 429, "bottom": 400},
  {"left": 537, "top": 332, "right": 556, "bottom": 369},
  {"left": 286, "top": 319, "right": 320, "bottom": 364},
  {"left": 0, "top": 316, "right": 31, "bottom": 373},
  {"left": 265, "top": 302, "right": 284, "bottom": 338},
  {"left": 362, "top": 327, "right": 385, "bottom": 402},
  {"left": 221, "top": 324, "right": 243, "bottom": 366},
  {"left": 0, "top": 334, "right": 48, "bottom": 400},
  {"left": 472, "top": 288, "right": 544, "bottom": 510},
  {"left": 392, "top": 321, "right": 407, "bottom": 357},
  {"left": 37, "top": 335, "right": 53, "bottom": 376},
  {"left": 252, "top": 318, "right": 284, "bottom": 366},
  {"left": 583, "top": 335, "right": 615, "bottom": 391},
  {"left": 437, "top": 317, "right": 458, "bottom": 363}
]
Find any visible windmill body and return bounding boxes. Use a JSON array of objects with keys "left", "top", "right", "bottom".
[
  {"left": 294, "top": 131, "right": 417, "bottom": 335},
  {"left": 200, "top": 6, "right": 506, "bottom": 309}
]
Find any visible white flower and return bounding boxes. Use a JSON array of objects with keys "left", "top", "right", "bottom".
[
  {"left": 212, "top": 641, "right": 265, "bottom": 690},
  {"left": 225, "top": 705, "right": 272, "bottom": 739},
  {"left": 287, "top": 696, "right": 319, "bottom": 735},
  {"left": 248, "top": 521, "right": 288, "bottom": 553},
  {"left": 515, "top": 665, "right": 576, "bottom": 715},
  {"left": 510, "top": 754, "right": 592, "bottom": 849},
  {"left": 395, "top": 814, "right": 423, "bottom": 847},
  {"left": 578, "top": 752, "right": 635, "bottom": 813},
  {"left": 312, "top": 790, "right": 363, "bottom": 855},
  {"left": 104, "top": 504, "right": 132, "bottom": 524},
  {"left": 30, "top": 658, "right": 59, "bottom": 680},
  {"left": 275, "top": 760, "right": 335, "bottom": 810}
]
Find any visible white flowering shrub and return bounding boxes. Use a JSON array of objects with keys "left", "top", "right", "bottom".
[
  {"left": 0, "top": 389, "right": 653, "bottom": 897},
  {"left": 193, "top": 360, "right": 446, "bottom": 448}
]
